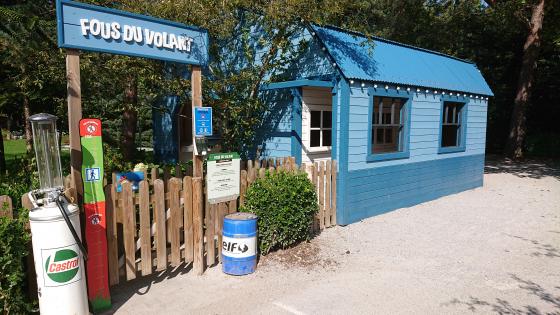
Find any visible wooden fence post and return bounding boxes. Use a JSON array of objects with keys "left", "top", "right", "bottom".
[
  {"left": 247, "top": 160, "right": 253, "bottom": 175},
  {"left": 318, "top": 161, "right": 325, "bottom": 230},
  {"left": 169, "top": 178, "right": 181, "bottom": 267},
  {"left": 122, "top": 181, "right": 136, "bottom": 280},
  {"left": 217, "top": 203, "right": 227, "bottom": 262},
  {"left": 183, "top": 176, "right": 194, "bottom": 263},
  {"left": 163, "top": 167, "right": 170, "bottom": 186},
  {"left": 192, "top": 178, "right": 204, "bottom": 275},
  {"left": 240, "top": 170, "right": 247, "bottom": 206},
  {"left": 0, "top": 195, "right": 13, "bottom": 219},
  {"left": 139, "top": 180, "right": 152, "bottom": 276},
  {"left": 331, "top": 160, "right": 337, "bottom": 226},
  {"left": 206, "top": 203, "right": 216, "bottom": 267},
  {"left": 154, "top": 179, "right": 167, "bottom": 271},
  {"left": 311, "top": 163, "right": 318, "bottom": 232},
  {"left": 104, "top": 185, "right": 119, "bottom": 285},
  {"left": 175, "top": 164, "right": 182, "bottom": 179},
  {"left": 228, "top": 199, "right": 237, "bottom": 214},
  {"left": 151, "top": 167, "right": 158, "bottom": 184},
  {"left": 325, "top": 161, "right": 332, "bottom": 227}
]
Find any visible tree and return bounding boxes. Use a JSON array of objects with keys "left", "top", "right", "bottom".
[
  {"left": 506, "top": 0, "right": 546, "bottom": 159},
  {"left": 0, "top": 1, "right": 66, "bottom": 153},
  {"left": 485, "top": 0, "right": 547, "bottom": 159}
]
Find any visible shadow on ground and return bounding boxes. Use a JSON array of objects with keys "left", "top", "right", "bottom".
[
  {"left": 504, "top": 234, "right": 560, "bottom": 259},
  {"left": 101, "top": 262, "right": 193, "bottom": 314},
  {"left": 442, "top": 274, "right": 560, "bottom": 314},
  {"left": 484, "top": 154, "right": 560, "bottom": 180}
]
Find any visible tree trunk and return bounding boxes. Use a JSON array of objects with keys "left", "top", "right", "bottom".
[
  {"left": 23, "top": 96, "right": 32, "bottom": 152},
  {"left": 505, "top": 0, "right": 546, "bottom": 159},
  {"left": 122, "top": 76, "right": 138, "bottom": 161}
]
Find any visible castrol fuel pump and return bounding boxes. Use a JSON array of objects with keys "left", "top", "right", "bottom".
[{"left": 27, "top": 113, "right": 89, "bottom": 315}]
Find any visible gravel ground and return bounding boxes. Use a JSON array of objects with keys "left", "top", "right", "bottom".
[{"left": 106, "top": 157, "right": 560, "bottom": 315}]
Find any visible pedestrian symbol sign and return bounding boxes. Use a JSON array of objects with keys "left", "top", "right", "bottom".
[
  {"left": 85, "top": 168, "right": 100, "bottom": 182},
  {"left": 194, "top": 107, "right": 212, "bottom": 137}
]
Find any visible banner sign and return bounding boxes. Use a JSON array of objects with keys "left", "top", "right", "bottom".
[
  {"left": 194, "top": 107, "right": 212, "bottom": 136},
  {"left": 56, "top": 0, "right": 209, "bottom": 65},
  {"left": 207, "top": 152, "right": 240, "bottom": 204},
  {"left": 80, "top": 118, "right": 111, "bottom": 312}
]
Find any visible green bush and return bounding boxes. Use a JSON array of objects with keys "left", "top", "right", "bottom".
[
  {"left": 0, "top": 212, "right": 34, "bottom": 314},
  {"left": 240, "top": 170, "right": 318, "bottom": 255},
  {"left": 0, "top": 156, "right": 37, "bottom": 313},
  {"left": 0, "top": 156, "right": 37, "bottom": 210}
]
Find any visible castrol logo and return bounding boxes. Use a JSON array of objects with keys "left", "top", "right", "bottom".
[{"left": 44, "top": 248, "right": 80, "bottom": 284}]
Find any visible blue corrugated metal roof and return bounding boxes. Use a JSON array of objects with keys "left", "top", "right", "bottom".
[{"left": 312, "top": 25, "right": 494, "bottom": 96}]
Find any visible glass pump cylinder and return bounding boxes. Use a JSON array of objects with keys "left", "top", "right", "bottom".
[{"left": 29, "top": 113, "right": 63, "bottom": 190}]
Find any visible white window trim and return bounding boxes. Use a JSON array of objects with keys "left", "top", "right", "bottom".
[{"left": 305, "top": 104, "right": 332, "bottom": 153}]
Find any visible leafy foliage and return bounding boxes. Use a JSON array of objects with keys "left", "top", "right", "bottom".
[
  {"left": 1, "top": 0, "right": 559, "bottom": 161},
  {"left": 0, "top": 156, "right": 37, "bottom": 210},
  {"left": 240, "top": 171, "right": 318, "bottom": 254},
  {"left": 0, "top": 210, "right": 34, "bottom": 314}
]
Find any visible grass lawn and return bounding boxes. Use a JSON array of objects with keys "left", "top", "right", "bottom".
[
  {"left": 3, "top": 139, "right": 70, "bottom": 172},
  {"left": 3, "top": 139, "right": 27, "bottom": 161}
]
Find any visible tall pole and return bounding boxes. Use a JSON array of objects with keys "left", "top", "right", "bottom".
[
  {"left": 66, "top": 49, "right": 83, "bottom": 204},
  {"left": 191, "top": 66, "right": 203, "bottom": 178}
]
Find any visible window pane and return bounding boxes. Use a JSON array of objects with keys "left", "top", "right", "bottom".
[
  {"left": 372, "top": 97, "right": 406, "bottom": 154},
  {"left": 323, "top": 111, "right": 332, "bottom": 128},
  {"left": 310, "top": 130, "right": 321, "bottom": 147},
  {"left": 442, "top": 125, "right": 458, "bottom": 147},
  {"left": 323, "top": 130, "right": 332, "bottom": 146},
  {"left": 310, "top": 111, "right": 321, "bottom": 128},
  {"left": 385, "top": 128, "right": 393, "bottom": 143},
  {"left": 383, "top": 113, "right": 391, "bottom": 124},
  {"left": 376, "top": 128, "right": 384, "bottom": 143}
]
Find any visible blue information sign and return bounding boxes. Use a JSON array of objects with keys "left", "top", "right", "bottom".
[
  {"left": 56, "top": 0, "right": 209, "bottom": 65},
  {"left": 194, "top": 107, "right": 212, "bottom": 136}
]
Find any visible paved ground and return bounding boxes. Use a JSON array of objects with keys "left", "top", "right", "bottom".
[{"left": 106, "top": 157, "right": 560, "bottom": 315}]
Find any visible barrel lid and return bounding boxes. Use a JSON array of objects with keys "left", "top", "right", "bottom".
[{"left": 225, "top": 212, "right": 257, "bottom": 221}]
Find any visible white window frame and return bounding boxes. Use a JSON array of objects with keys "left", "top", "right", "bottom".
[
  {"left": 306, "top": 105, "right": 332, "bottom": 153},
  {"left": 371, "top": 97, "right": 404, "bottom": 154}
]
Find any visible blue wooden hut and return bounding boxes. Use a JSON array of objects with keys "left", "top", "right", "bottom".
[{"left": 259, "top": 25, "right": 493, "bottom": 225}]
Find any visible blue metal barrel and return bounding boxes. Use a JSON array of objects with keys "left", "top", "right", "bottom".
[{"left": 222, "top": 212, "right": 258, "bottom": 275}]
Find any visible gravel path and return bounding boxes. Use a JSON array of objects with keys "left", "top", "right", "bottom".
[{"left": 106, "top": 158, "right": 560, "bottom": 315}]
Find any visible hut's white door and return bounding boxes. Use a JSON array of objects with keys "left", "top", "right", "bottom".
[{"left": 301, "top": 86, "right": 332, "bottom": 164}]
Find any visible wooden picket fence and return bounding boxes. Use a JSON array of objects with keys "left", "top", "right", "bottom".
[
  {"left": 106, "top": 157, "right": 337, "bottom": 284},
  {"left": 3, "top": 157, "right": 337, "bottom": 288}
]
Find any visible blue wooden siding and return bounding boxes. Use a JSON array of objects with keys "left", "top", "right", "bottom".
[
  {"left": 346, "top": 83, "right": 488, "bottom": 171},
  {"left": 336, "top": 82, "right": 488, "bottom": 225},
  {"left": 257, "top": 89, "right": 293, "bottom": 158},
  {"left": 342, "top": 154, "right": 484, "bottom": 224}
]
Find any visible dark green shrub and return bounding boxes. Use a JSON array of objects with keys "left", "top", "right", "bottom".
[
  {"left": 0, "top": 211, "right": 34, "bottom": 314},
  {"left": 240, "top": 170, "right": 318, "bottom": 254}
]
